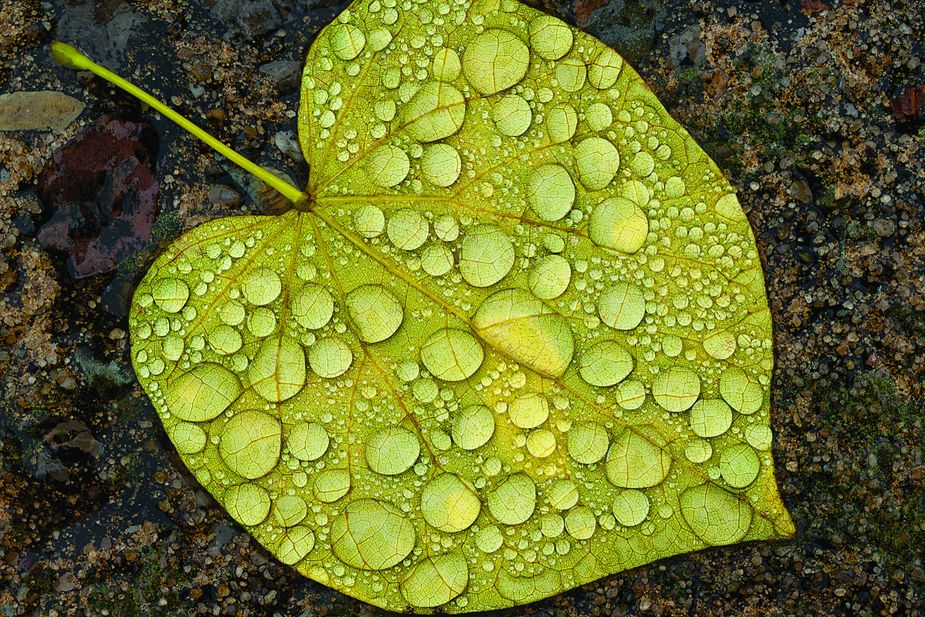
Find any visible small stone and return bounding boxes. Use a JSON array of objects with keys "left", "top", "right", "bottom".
[{"left": 208, "top": 184, "right": 242, "bottom": 207}]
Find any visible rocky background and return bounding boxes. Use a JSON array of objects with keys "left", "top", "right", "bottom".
[{"left": 0, "top": 0, "right": 923, "bottom": 615}]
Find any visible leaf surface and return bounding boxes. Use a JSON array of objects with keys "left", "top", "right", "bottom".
[{"left": 130, "top": 0, "right": 794, "bottom": 612}]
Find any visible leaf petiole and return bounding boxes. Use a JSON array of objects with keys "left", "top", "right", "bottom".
[{"left": 50, "top": 41, "right": 310, "bottom": 208}]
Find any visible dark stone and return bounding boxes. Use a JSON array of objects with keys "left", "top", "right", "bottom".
[{"left": 37, "top": 115, "right": 159, "bottom": 279}]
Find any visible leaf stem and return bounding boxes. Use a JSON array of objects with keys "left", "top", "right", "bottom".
[{"left": 51, "top": 41, "right": 309, "bottom": 208}]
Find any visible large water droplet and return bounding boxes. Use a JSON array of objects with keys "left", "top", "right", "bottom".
[
  {"left": 403, "top": 82, "right": 466, "bottom": 142},
  {"left": 459, "top": 224, "right": 515, "bottom": 287},
  {"left": 589, "top": 197, "right": 648, "bottom": 254},
  {"left": 421, "top": 473, "right": 481, "bottom": 532},
  {"left": 451, "top": 404, "right": 495, "bottom": 450},
  {"left": 308, "top": 336, "right": 353, "bottom": 378},
  {"left": 365, "top": 425, "right": 420, "bottom": 475},
  {"left": 529, "top": 254, "right": 571, "bottom": 300},
  {"left": 605, "top": 427, "right": 671, "bottom": 488},
  {"left": 597, "top": 282, "right": 646, "bottom": 330},
  {"left": 527, "top": 164, "right": 575, "bottom": 222},
  {"left": 487, "top": 473, "right": 536, "bottom": 525},
  {"left": 292, "top": 284, "right": 335, "bottom": 330},
  {"left": 330, "top": 499, "right": 416, "bottom": 570},
  {"left": 463, "top": 29, "right": 529, "bottom": 95},
  {"left": 578, "top": 340, "right": 634, "bottom": 387},
  {"left": 345, "top": 284, "right": 404, "bottom": 343},
  {"left": 166, "top": 363, "right": 241, "bottom": 422},
  {"left": 249, "top": 336, "right": 306, "bottom": 402},
  {"left": 218, "top": 410, "right": 281, "bottom": 479},
  {"left": 472, "top": 289, "right": 574, "bottom": 378},
  {"left": 420, "top": 328, "right": 484, "bottom": 381}
]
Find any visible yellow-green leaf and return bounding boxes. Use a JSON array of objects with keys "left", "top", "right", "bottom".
[{"left": 126, "top": 0, "right": 794, "bottom": 612}]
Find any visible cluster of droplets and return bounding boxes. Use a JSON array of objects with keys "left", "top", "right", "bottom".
[{"left": 131, "top": 0, "right": 789, "bottom": 612}]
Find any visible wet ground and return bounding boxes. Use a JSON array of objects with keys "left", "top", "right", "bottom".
[{"left": 1, "top": 0, "right": 923, "bottom": 615}]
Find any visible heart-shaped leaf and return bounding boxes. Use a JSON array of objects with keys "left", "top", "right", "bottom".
[{"left": 125, "top": 0, "right": 793, "bottom": 612}]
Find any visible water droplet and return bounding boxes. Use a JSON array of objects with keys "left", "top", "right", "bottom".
[
  {"left": 475, "top": 525, "right": 503, "bottom": 553},
  {"left": 574, "top": 137, "right": 620, "bottom": 191},
  {"left": 527, "top": 164, "right": 575, "bottom": 222},
  {"left": 367, "top": 145, "right": 410, "bottom": 187},
  {"left": 611, "top": 489, "right": 649, "bottom": 526},
  {"left": 365, "top": 425, "right": 420, "bottom": 475},
  {"left": 287, "top": 422, "right": 330, "bottom": 461},
  {"left": 564, "top": 505, "right": 596, "bottom": 539},
  {"left": 330, "top": 499, "right": 416, "bottom": 570},
  {"left": 528, "top": 254, "right": 571, "bottom": 300},
  {"left": 421, "top": 473, "right": 481, "bottom": 532},
  {"left": 556, "top": 57, "right": 586, "bottom": 92},
  {"left": 247, "top": 306, "right": 277, "bottom": 337},
  {"left": 403, "top": 82, "right": 466, "bottom": 142},
  {"left": 597, "top": 282, "right": 646, "bottom": 330},
  {"left": 567, "top": 422, "right": 609, "bottom": 464},
  {"left": 589, "top": 197, "right": 648, "bottom": 254},
  {"left": 151, "top": 278, "right": 189, "bottom": 313},
  {"left": 313, "top": 468, "right": 351, "bottom": 502},
  {"left": 309, "top": 336, "right": 353, "bottom": 378},
  {"left": 420, "top": 244, "right": 454, "bottom": 277},
  {"left": 249, "top": 336, "right": 306, "bottom": 402},
  {"left": 159, "top": 335, "right": 182, "bottom": 363},
  {"left": 220, "top": 301, "right": 246, "bottom": 326},
  {"left": 719, "top": 367, "right": 763, "bottom": 414},
  {"left": 209, "top": 324, "right": 243, "bottom": 355},
  {"left": 451, "top": 404, "right": 495, "bottom": 450},
  {"left": 387, "top": 208, "right": 429, "bottom": 250},
  {"left": 223, "top": 483, "right": 270, "bottom": 526},
  {"left": 547, "top": 479, "right": 579, "bottom": 510},
  {"left": 345, "top": 284, "right": 404, "bottom": 343},
  {"left": 689, "top": 399, "right": 733, "bottom": 438},
  {"left": 292, "top": 284, "right": 335, "bottom": 330},
  {"left": 401, "top": 552, "right": 469, "bottom": 608},
  {"left": 487, "top": 473, "right": 536, "bottom": 525},
  {"left": 473, "top": 289, "right": 574, "bottom": 378},
  {"left": 578, "top": 340, "right": 633, "bottom": 387},
  {"left": 218, "top": 410, "right": 281, "bottom": 479},
  {"left": 588, "top": 47, "right": 623, "bottom": 89},
  {"left": 242, "top": 268, "right": 282, "bottom": 306},
  {"left": 420, "top": 143, "right": 461, "bottom": 187},
  {"left": 352, "top": 205, "right": 385, "bottom": 238},
  {"left": 719, "top": 443, "right": 760, "bottom": 488},
  {"left": 680, "top": 483, "right": 752, "bottom": 545},
  {"left": 605, "top": 427, "right": 671, "bottom": 488},
  {"left": 276, "top": 525, "right": 315, "bottom": 565},
  {"left": 166, "top": 363, "right": 241, "bottom": 422},
  {"left": 508, "top": 393, "right": 549, "bottom": 429},
  {"left": 459, "top": 224, "right": 514, "bottom": 287},
  {"left": 167, "top": 422, "right": 206, "bottom": 454},
  {"left": 273, "top": 495, "right": 308, "bottom": 527},
  {"left": 432, "top": 47, "right": 461, "bottom": 81},
  {"left": 463, "top": 29, "right": 529, "bottom": 95},
  {"left": 546, "top": 103, "right": 577, "bottom": 144},
  {"left": 630, "top": 151, "right": 655, "bottom": 177},
  {"left": 420, "top": 328, "right": 484, "bottom": 381},
  {"left": 329, "top": 22, "right": 366, "bottom": 61},
  {"left": 745, "top": 425, "right": 773, "bottom": 451},
  {"left": 652, "top": 366, "right": 700, "bottom": 412},
  {"left": 433, "top": 214, "right": 459, "bottom": 241},
  {"left": 703, "top": 330, "right": 737, "bottom": 360},
  {"left": 585, "top": 102, "right": 613, "bottom": 132},
  {"left": 526, "top": 429, "right": 557, "bottom": 458},
  {"left": 529, "top": 14, "right": 573, "bottom": 60},
  {"left": 684, "top": 438, "right": 713, "bottom": 463},
  {"left": 493, "top": 94, "right": 532, "bottom": 137}
]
